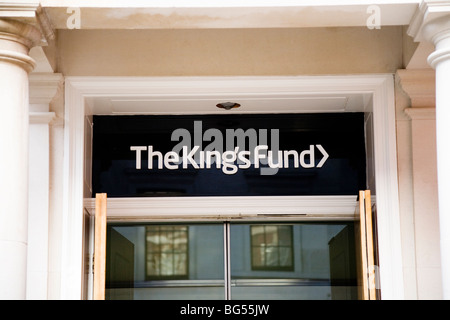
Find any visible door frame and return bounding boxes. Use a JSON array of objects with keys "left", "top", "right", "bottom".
[{"left": 62, "top": 75, "right": 403, "bottom": 299}]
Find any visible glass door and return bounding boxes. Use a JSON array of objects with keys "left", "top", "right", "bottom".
[
  {"left": 104, "top": 221, "right": 358, "bottom": 300},
  {"left": 230, "top": 222, "right": 357, "bottom": 300},
  {"left": 105, "top": 223, "right": 225, "bottom": 300}
]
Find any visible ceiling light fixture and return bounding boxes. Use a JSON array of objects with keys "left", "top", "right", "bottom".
[{"left": 216, "top": 102, "right": 241, "bottom": 110}]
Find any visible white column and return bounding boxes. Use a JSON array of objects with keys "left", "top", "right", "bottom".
[
  {"left": 0, "top": 19, "right": 41, "bottom": 299},
  {"left": 426, "top": 17, "right": 450, "bottom": 300},
  {"left": 409, "top": 1, "right": 450, "bottom": 299}
]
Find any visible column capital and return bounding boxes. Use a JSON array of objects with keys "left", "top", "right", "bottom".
[
  {"left": 0, "top": 3, "right": 54, "bottom": 46},
  {"left": 0, "top": 4, "right": 55, "bottom": 73},
  {"left": 408, "top": 1, "right": 450, "bottom": 43},
  {"left": 0, "top": 19, "right": 39, "bottom": 72},
  {"left": 407, "top": 1, "right": 450, "bottom": 301},
  {"left": 408, "top": 1, "right": 450, "bottom": 69}
]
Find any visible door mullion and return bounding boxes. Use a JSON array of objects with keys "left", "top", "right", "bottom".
[{"left": 224, "top": 222, "right": 231, "bottom": 300}]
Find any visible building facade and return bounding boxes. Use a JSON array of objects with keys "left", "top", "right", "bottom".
[{"left": 0, "top": 0, "right": 449, "bottom": 300}]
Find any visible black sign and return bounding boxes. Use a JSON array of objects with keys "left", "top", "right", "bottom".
[{"left": 92, "top": 113, "right": 366, "bottom": 197}]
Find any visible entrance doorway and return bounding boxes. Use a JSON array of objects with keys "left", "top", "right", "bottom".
[
  {"left": 72, "top": 75, "right": 402, "bottom": 299},
  {"left": 105, "top": 221, "right": 357, "bottom": 300}
]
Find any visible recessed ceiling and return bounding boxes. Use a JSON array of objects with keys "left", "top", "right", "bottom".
[{"left": 86, "top": 93, "right": 368, "bottom": 115}]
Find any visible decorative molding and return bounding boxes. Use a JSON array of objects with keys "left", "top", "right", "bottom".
[
  {"left": 61, "top": 79, "right": 85, "bottom": 300},
  {"left": 0, "top": 3, "right": 54, "bottom": 46},
  {"left": 36, "top": 6, "right": 55, "bottom": 44},
  {"left": 29, "top": 73, "right": 64, "bottom": 105},
  {"left": 64, "top": 75, "right": 403, "bottom": 299},
  {"left": 83, "top": 196, "right": 358, "bottom": 221},
  {"left": 0, "top": 49, "right": 36, "bottom": 73},
  {"left": 427, "top": 31, "right": 450, "bottom": 68},
  {"left": 408, "top": 1, "right": 450, "bottom": 301},
  {"left": 29, "top": 111, "right": 55, "bottom": 124},
  {"left": 0, "top": 3, "right": 41, "bottom": 17},
  {"left": 407, "top": 1, "right": 431, "bottom": 41},
  {"left": 41, "top": 1, "right": 422, "bottom": 31},
  {"left": 0, "top": 15, "right": 47, "bottom": 73},
  {"left": 0, "top": 12, "right": 41, "bottom": 48},
  {"left": 407, "top": 0, "right": 450, "bottom": 70},
  {"left": 408, "top": 0, "right": 450, "bottom": 42},
  {"left": 396, "top": 69, "right": 436, "bottom": 108},
  {"left": 405, "top": 107, "right": 436, "bottom": 120}
]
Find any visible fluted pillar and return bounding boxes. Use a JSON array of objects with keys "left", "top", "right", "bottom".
[{"left": 0, "top": 18, "right": 41, "bottom": 299}]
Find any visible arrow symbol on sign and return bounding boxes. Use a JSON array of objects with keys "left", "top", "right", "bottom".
[{"left": 316, "top": 145, "right": 329, "bottom": 168}]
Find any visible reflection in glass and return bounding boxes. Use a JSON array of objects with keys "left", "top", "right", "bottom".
[
  {"left": 251, "top": 225, "right": 293, "bottom": 271},
  {"left": 105, "top": 221, "right": 357, "bottom": 300},
  {"left": 146, "top": 226, "right": 188, "bottom": 279},
  {"left": 106, "top": 223, "right": 224, "bottom": 300},
  {"left": 231, "top": 222, "right": 357, "bottom": 300}
]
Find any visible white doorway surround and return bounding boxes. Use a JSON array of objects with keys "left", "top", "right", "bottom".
[{"left": 62, "top": 75, "right": 403, "bottom": 299}]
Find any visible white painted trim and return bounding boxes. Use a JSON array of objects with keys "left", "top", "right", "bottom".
[
  {"left": 28, "top": 73, "right": 64, "bottom": 105},
  {"left": 40, "top": 0, "right": 422, "bottom": 8},
  {"left": 41, "top": 1, "right": 419, "bottom": 30},
  {"left": 405, "top": 107, "right": 436, "bottom": 120},
  {"left": 370, "top": 75, "right": 404, "bottom": 300},
  {"left": 27, "top": 72, "right": 63, "bottom": 300},
  {"left": 27, "top": 115, "right": 52, "bottom": 299},
  {"left": 29, "top": 111, "right": 55, "bottom": 124},
  {"left": 63, "top": 74, "right": 403, "bottom": 300},
  {"left": 83, "top": 196, "right": 358, "bottom": 221},
  {"left": 61, "top": 80, "right": 86, "bottom": 300}
]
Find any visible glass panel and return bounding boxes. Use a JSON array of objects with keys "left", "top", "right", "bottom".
[
  {"left": 230, "top": 222, "right": 357, "bottom": 300},
  {"left": 146, "top": 225, "right": 188, "bottom": 279},
  {"left": 250, "top": 225, "right": 294, "bottom": 271},
  {"left": 106, "top": 223, "right": 225, "bottom": 300}
]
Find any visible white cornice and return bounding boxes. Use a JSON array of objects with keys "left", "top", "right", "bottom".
[
  {"left": 40, "top": 0, "right": 421, "bottom": 8},
  {"left": 42, "top": 2, "right": 419, "bottom": 30},
  {"left": 0, "top": 2, "right": 41, "bottom": 19}
]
